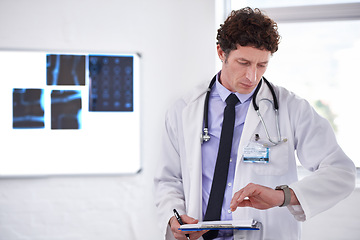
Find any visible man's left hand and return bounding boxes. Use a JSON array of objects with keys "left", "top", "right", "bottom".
[{"left": 230, "top": 183, "right": 299, "bottom": 211}]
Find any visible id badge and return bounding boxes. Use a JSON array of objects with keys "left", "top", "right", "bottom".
[{"left": 243, "top": 143, "right": 269, "bottom": 163}]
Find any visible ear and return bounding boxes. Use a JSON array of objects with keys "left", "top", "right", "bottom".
[{"left": 217, "top": 45, "right": 225, "bottom": 62}]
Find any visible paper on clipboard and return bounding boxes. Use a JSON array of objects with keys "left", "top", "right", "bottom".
[{"left": 179, "top": 219, "right": 260, "bottom": 231}]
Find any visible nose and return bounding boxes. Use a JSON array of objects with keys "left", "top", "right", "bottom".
[{"left": 246, "top": 66, "right": 257, "bottom": 83}]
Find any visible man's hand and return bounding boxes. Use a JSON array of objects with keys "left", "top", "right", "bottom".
[
  {"left": 230, "top": 183, "right": 299, "bottom": 211},
  {"left": 169, "top": 215, "right": 208, "bottom": 240}
]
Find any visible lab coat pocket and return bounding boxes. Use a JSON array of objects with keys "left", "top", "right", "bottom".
[{"left": 247, "top": 144, "right": 289, "bottom": 176}]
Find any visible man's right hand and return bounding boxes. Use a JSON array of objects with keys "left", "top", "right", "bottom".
[{"left": 169, "top": 215, "right": 208, "bottom": 240}]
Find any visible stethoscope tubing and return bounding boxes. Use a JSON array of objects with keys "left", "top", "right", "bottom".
[
  {"left": 203, "top": 76, "right": 217, "bottom": 133},
  {"left": 202, "top": 75, "right": 282, "bottom": 145}
]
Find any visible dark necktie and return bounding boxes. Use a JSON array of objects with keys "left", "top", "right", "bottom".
[{"left": 203, "top": 93, "right": 239, "bottom": 240}]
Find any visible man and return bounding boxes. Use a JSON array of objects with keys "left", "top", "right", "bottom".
[{"left": 154, "top": 7, "right": 356, "bottom": 240}]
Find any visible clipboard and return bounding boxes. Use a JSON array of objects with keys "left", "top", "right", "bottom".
[{"left": 179, "top": 219, "right": 260, "bottom": 231}]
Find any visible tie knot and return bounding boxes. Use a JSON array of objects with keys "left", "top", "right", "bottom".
[{"left": 225, "top": 93, "right": 239, "bottom": 106}]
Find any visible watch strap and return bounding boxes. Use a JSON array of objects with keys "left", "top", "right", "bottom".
[{"left": 275, "top": 185, "right": 291, "bottom": 207}]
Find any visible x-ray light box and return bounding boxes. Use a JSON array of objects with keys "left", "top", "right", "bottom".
[{"left": 0, "top": 51, "right": 141, "bottom": 177}]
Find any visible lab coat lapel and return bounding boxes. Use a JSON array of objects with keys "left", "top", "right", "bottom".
[
  {"left": 182, "top": 97, "right": 204, "bottom": 169},
  {"left": 237, "top": 81, "right": 272, "bottom": 164},
  {"left": 182, "top": 84, "right": 207, "bottom": 219}
]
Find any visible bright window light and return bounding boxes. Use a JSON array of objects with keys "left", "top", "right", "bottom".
[
  {"left": 228, "top": 1, "right": 360, "bottom": 167},
  {"left": 266, "top": 20, "right": 360, "bottom": 167}
]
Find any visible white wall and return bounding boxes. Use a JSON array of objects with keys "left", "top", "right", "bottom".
[
  {"left": 0, "top": 0, "right": 216, "bottom": 239},
  {"left": 0, "top": 0, "right": 359, "bottom": 240}
]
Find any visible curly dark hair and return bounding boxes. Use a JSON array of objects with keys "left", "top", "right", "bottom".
[{"left": 217, "top": 7, "right": 281, "bottom": 57}]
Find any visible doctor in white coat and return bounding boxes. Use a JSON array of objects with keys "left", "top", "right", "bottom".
[{"left": 154, "top": 7, "right": 356, "bottom": 240}]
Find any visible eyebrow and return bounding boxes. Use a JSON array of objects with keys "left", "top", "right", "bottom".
[{"left": 238, "top": 58, "right": 269, "bottom": 64}]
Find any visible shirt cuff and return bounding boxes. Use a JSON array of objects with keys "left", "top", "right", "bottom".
[{"left": 287, "top": 204, "right": 306, "bottom": 222}]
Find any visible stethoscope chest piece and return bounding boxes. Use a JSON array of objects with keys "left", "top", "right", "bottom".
[{"left": 200, "top": 127, "right": 211, "bottom": 143}]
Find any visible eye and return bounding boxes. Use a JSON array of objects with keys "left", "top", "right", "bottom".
[{"left": 238, "top": 61, "right": 249, "bottom": 66}]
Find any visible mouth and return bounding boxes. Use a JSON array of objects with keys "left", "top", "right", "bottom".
[{"left": 240, "top": 82, "right": 254, "bottom": 89}]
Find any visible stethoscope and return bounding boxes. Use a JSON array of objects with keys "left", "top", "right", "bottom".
[{"left": 201, "top": 75, "right": 286, "bottom": 146}]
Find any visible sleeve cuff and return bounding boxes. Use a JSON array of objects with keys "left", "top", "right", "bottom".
[{"left": 287, "top": 204, "right": 306, "bottom": 222}]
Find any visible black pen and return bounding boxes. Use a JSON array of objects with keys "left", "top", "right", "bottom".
[{"left": 173, "top": 209, "right": 191, "bottom": 240}]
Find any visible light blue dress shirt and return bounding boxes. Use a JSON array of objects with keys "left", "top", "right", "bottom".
[{"left": 201, "top": 72, "right": 255, "bottom": 239}]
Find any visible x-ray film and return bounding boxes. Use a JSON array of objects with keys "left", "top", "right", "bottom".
[
  {"left": 13, "top": 88, "right": 45, "bottom": 129},
  {"left": 89, "top": 55, "right": 133, "bottom": 112},
  {"left": 51, "top": 90, "right": 82, "bottom": 129},
  {"left": 47, "top": 54, "right": 86, "bottom": 86}
]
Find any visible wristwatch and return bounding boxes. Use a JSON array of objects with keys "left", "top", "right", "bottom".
[{"left": 275, "top": 185, "right": 291, "bottom": 207}]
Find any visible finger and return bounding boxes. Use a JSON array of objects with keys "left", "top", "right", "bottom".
[
  {"left": 170, "top": 217, "right": 182, "bottom": 235},
  {"left": 174, "top": 228, "right": 196, "bottom": 240},
  {"left": 176, "top": 230, "right": 206, "bottom": 240},
  {"left": 237, "top": 183, "right": 257, "bottom": 202},
  {"left": 231, "top": 187, "right": 252, "bottom": 210},
  {"left": 181, "top": 215, "right": 198, "bottom": 224},
  {"left": 235, "top": 199, "right": 252, "bottom": 208},
  {"left": 230, "top": 189, "right": 244, "bottom": 207},
  {"left": 230, "top": 186, "right": 256, "bottom": 211},
  {"left": 238, "top": 191, "right": 251, "bottom": 203},
  {"left": 190, "top": 230, "right": 209, "bottom": 239},
  {"left": 170, "top": 218, "right": 180, "bottom": 230},
  {"left": 230, "top": 200, "right": 238, "bottom": 211},
  {"left": 173, "top": 232, "right": 190, "bottom": 240},
  {"left": 231, "top": 198, "right": 250, "bottom": 211}
]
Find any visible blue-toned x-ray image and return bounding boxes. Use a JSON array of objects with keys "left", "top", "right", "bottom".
[
  {"left": 47, "top": 54, "right": 86, "bottom": 86},
  {"left": 13, "top": 88, "right": 45, "bottom": 129},
  {"left": 51, "top": 90, "right": 82, "bottom": 129},
  {"left": 89, "top": 55, "right": 134, "bottom": 112}
]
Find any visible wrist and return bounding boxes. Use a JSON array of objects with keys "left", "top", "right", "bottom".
[{"left": 289, "top": 188, "right": 300, "bottom": 205}]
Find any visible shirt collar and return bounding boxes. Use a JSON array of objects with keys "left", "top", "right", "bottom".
[{"left": 215, "top": 71, "right": 256, "bottom": 104}]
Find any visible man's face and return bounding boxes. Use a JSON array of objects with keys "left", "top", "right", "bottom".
[{"left": 217, "top": 44, "right": 271, "bottom": 94}]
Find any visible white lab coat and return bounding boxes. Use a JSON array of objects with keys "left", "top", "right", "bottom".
[{"left": 154, "top": 79, "right": 356, "bottom": 240}]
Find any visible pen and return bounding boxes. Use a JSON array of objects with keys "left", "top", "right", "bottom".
[{"left": 173, "top": 209, "right": 191, "bottom": 240}]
